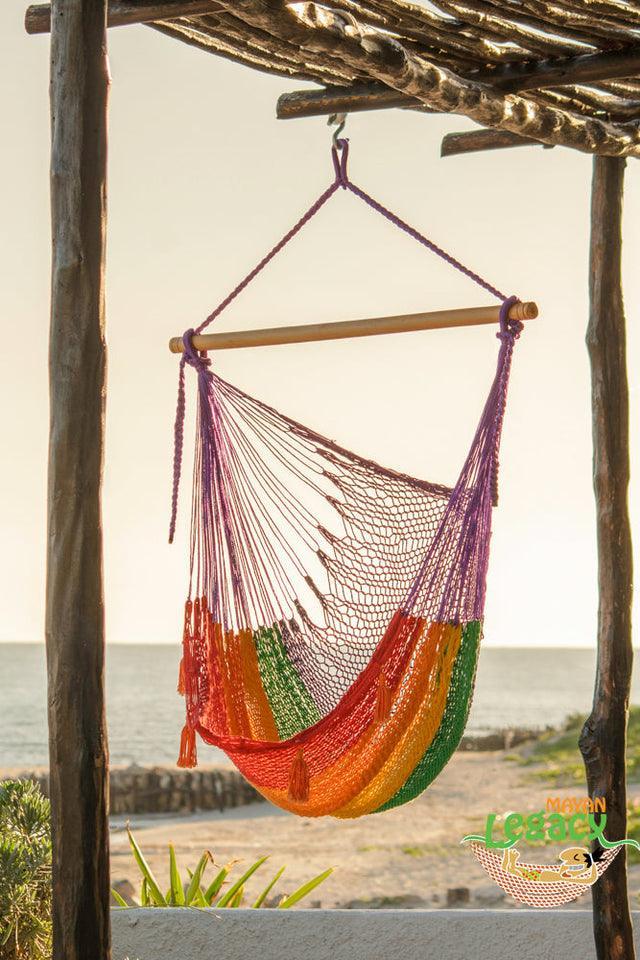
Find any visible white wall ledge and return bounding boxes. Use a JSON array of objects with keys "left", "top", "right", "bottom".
[{"left": 112, "top": 907, "right": 640, "bottom": 960}]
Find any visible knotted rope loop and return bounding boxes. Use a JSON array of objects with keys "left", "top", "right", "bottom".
[
  {"left": 332, "top": 138, "right": 349, "bottom": 188},
  {"left": 168, "top": 330, "right": 213, "bottom": 544},
  {"left": 182, "top": 328, "right": 212, "bottom": 374},
  {"left": 497, "top": 296, "right": 524, "bottom": 341}
]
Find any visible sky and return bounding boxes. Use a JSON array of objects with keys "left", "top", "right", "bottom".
[{"left": 0, "top": 2, "right": 638, "bottom": 647}]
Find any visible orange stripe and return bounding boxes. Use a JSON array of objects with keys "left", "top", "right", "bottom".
[
  {"left": 238, "top": 630, "right": 280, "bottom": 742},
  {"left": 212, "top": 625, "right": 250, "bottom": 738}
]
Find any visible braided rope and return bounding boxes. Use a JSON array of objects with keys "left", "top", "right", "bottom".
[
  {"left": 336, "top": 142, "right": 507, "bottom": 302},
  {"left": 194, "top": 180, "right": 341, "bottom": 335}
]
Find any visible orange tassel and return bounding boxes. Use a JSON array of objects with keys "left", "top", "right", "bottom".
[
  {"left": 375, "top": 670, "right": 393, "bottom": 723},
  {"left": 288, "top": 748, "right": 309, "bottom": 802},
  {"left": 177, "top": 724, "right": 197, "bottom": 768},
  {"left": 177, "top": 658, "right": 186, "bottom": 696},
  {"left": 183, "top": 599, "right": 193, "bottom": 642}
]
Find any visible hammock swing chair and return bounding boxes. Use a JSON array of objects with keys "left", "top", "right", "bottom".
[{"left": 168, "top": 138, "right": 534, "bottom": 819}]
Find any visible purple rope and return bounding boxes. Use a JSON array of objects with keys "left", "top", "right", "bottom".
[
  {"left": 170, "top": 138, "right": 519, "bottom": 540},
  {"left": 169, "top": 357, "right": 186, "bottom": 544},
  {"left": 490, "top": 296, "right": 523, "bottom": 507},
  {"left": 194, "top": 180, "right": 341, "bottom": 335},
  {"left": 169, "top": 329, "right": 212, "bottom": 543},
  {"left": 335, "top": 140, "right": 507, "bottom": 302}
]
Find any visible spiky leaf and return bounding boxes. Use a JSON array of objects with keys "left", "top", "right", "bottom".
[
  {"left": 217, "top": 856, "right": 268, "bottom": 908},
  {"left": 168, "top": 845, "right": 185, "bottom": 906},
  {"left": 253, "top": 866, "right": 286, "bottom": 908},
  {"left": 277, "top": 868, "right": 333, "bottom": 908},
  {"left": 127, "top": 828, "right": 166, "bottom": 906},
  {"left": 185, "top": 851, "right": 212, "bottom": 906}
]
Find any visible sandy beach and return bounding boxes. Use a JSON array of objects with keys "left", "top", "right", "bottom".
[{"left": 109, "top": 750, "right": 640, "bottom": 910}]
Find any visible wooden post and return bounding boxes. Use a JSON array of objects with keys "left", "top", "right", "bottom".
[
  {"left": 579, "top": 156, "right": 634, "bottom": 960},
  {"left": 47, "top": 2, "right": 110, "bottom": 959}
]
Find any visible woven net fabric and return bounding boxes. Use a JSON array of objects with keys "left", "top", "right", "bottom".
[
  {"left": 468, "top": 842, "right": 620, "bottom": 907},
  {"left": 170, "top": 141, "right": 523, "bottom": 818}
]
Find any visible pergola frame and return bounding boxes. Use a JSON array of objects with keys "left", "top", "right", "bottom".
[{"left": 30, "top": 2, "right": 634, "bottom": 959}]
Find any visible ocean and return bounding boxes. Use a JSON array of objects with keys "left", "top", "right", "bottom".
[{"left": 1, "top": 643, "right": 638, "bottom": 770}]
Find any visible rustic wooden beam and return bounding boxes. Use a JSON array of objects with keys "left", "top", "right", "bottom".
[
  {"left": 169, "top": 301, "right": 538, "bottom": 353},
  {"left": 433, "top": 0, "right": 633, "bottom": 55},
  {"left": 482, "top": 45, "right": 640, "bottom": 94},
  {"left": 247, "top": 2, "right": 640, "bottom": 156},
  {"left": 579, "top": 156, "right": 635, "bottom": 960},
  {"left": 276, "top": 45, "right": 640, "bottom": 120},
  {"left": 277, "top": 83, "right": 422, "bottom": 119},
  {"left": 47, "top": 2, "right": 111, "bottom": 959},
  {"left": 441, "top": 129, "right": 547, "bottom": 156},
  {"left": 25, "top": 0, "right": 221, "bottom": 34},
  {"left": 151, "top": 12, "right": 364, "bottom": 87}
]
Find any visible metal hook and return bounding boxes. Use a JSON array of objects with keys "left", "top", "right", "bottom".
[{"left": 328, "top": 112, "right": 347, "bottom": 146}]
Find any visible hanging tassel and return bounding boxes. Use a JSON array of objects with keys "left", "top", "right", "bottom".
[
  {"left": 193, "top": 597, "right": 202, "bottom": 639},
  {"left": 183, "top": 598, "right": 193, "bottom": 639},
  {"left": 177, "top": 724, "right": 197, "bottom": 768},
  {"left": 288, "top": 748, "right": 309, "bottom": 802},
  {"left": 375, "top": 670, "right": 393, "bottom": 723},
  {"left": 177, "top": 658, "right": 186, "bottom": 696}
]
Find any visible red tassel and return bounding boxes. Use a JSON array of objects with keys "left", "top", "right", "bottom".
[
  {"left": 193, "top": 597, "right": 202, "bottom": 638},
  {"left": 177, "top": 725, "right": 197, "bottom": 768},
  {"left": 177, "top": 658, "right": 186, "bottom": 696},
  {"left": 183, "top": 599, "right": 193, "bottom": 640},
  {"left": 375, "top": 671, "right": 393, "bottom": 723},
  {"left": 288, "top": 748, "right": 309, "bottom": 801}
]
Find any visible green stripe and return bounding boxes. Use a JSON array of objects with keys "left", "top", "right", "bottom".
[
  {"left": 254, "top": 623, "right": 321, "bottom": 740},
  {"left": 374, "top": 620, "right": 481, "bottom": 813}
]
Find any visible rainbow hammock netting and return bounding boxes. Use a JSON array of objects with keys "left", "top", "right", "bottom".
[{"left": 168, "top": 140, "right": 525, "bottom": 819}]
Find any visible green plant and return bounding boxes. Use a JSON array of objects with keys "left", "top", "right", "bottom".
[
  {"left": 513, "top": 706, "right": 640, "bottom": 787},
  {"left": 114, "top": 826, "right": 332, "bottom": 909},
  {"left": 0, "top": 780, "right": 52, "bottom": 960}
]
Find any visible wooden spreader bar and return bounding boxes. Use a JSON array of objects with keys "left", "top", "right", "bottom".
[{"left": 169, "top": 301, "right": 538, "bottom": 353}]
